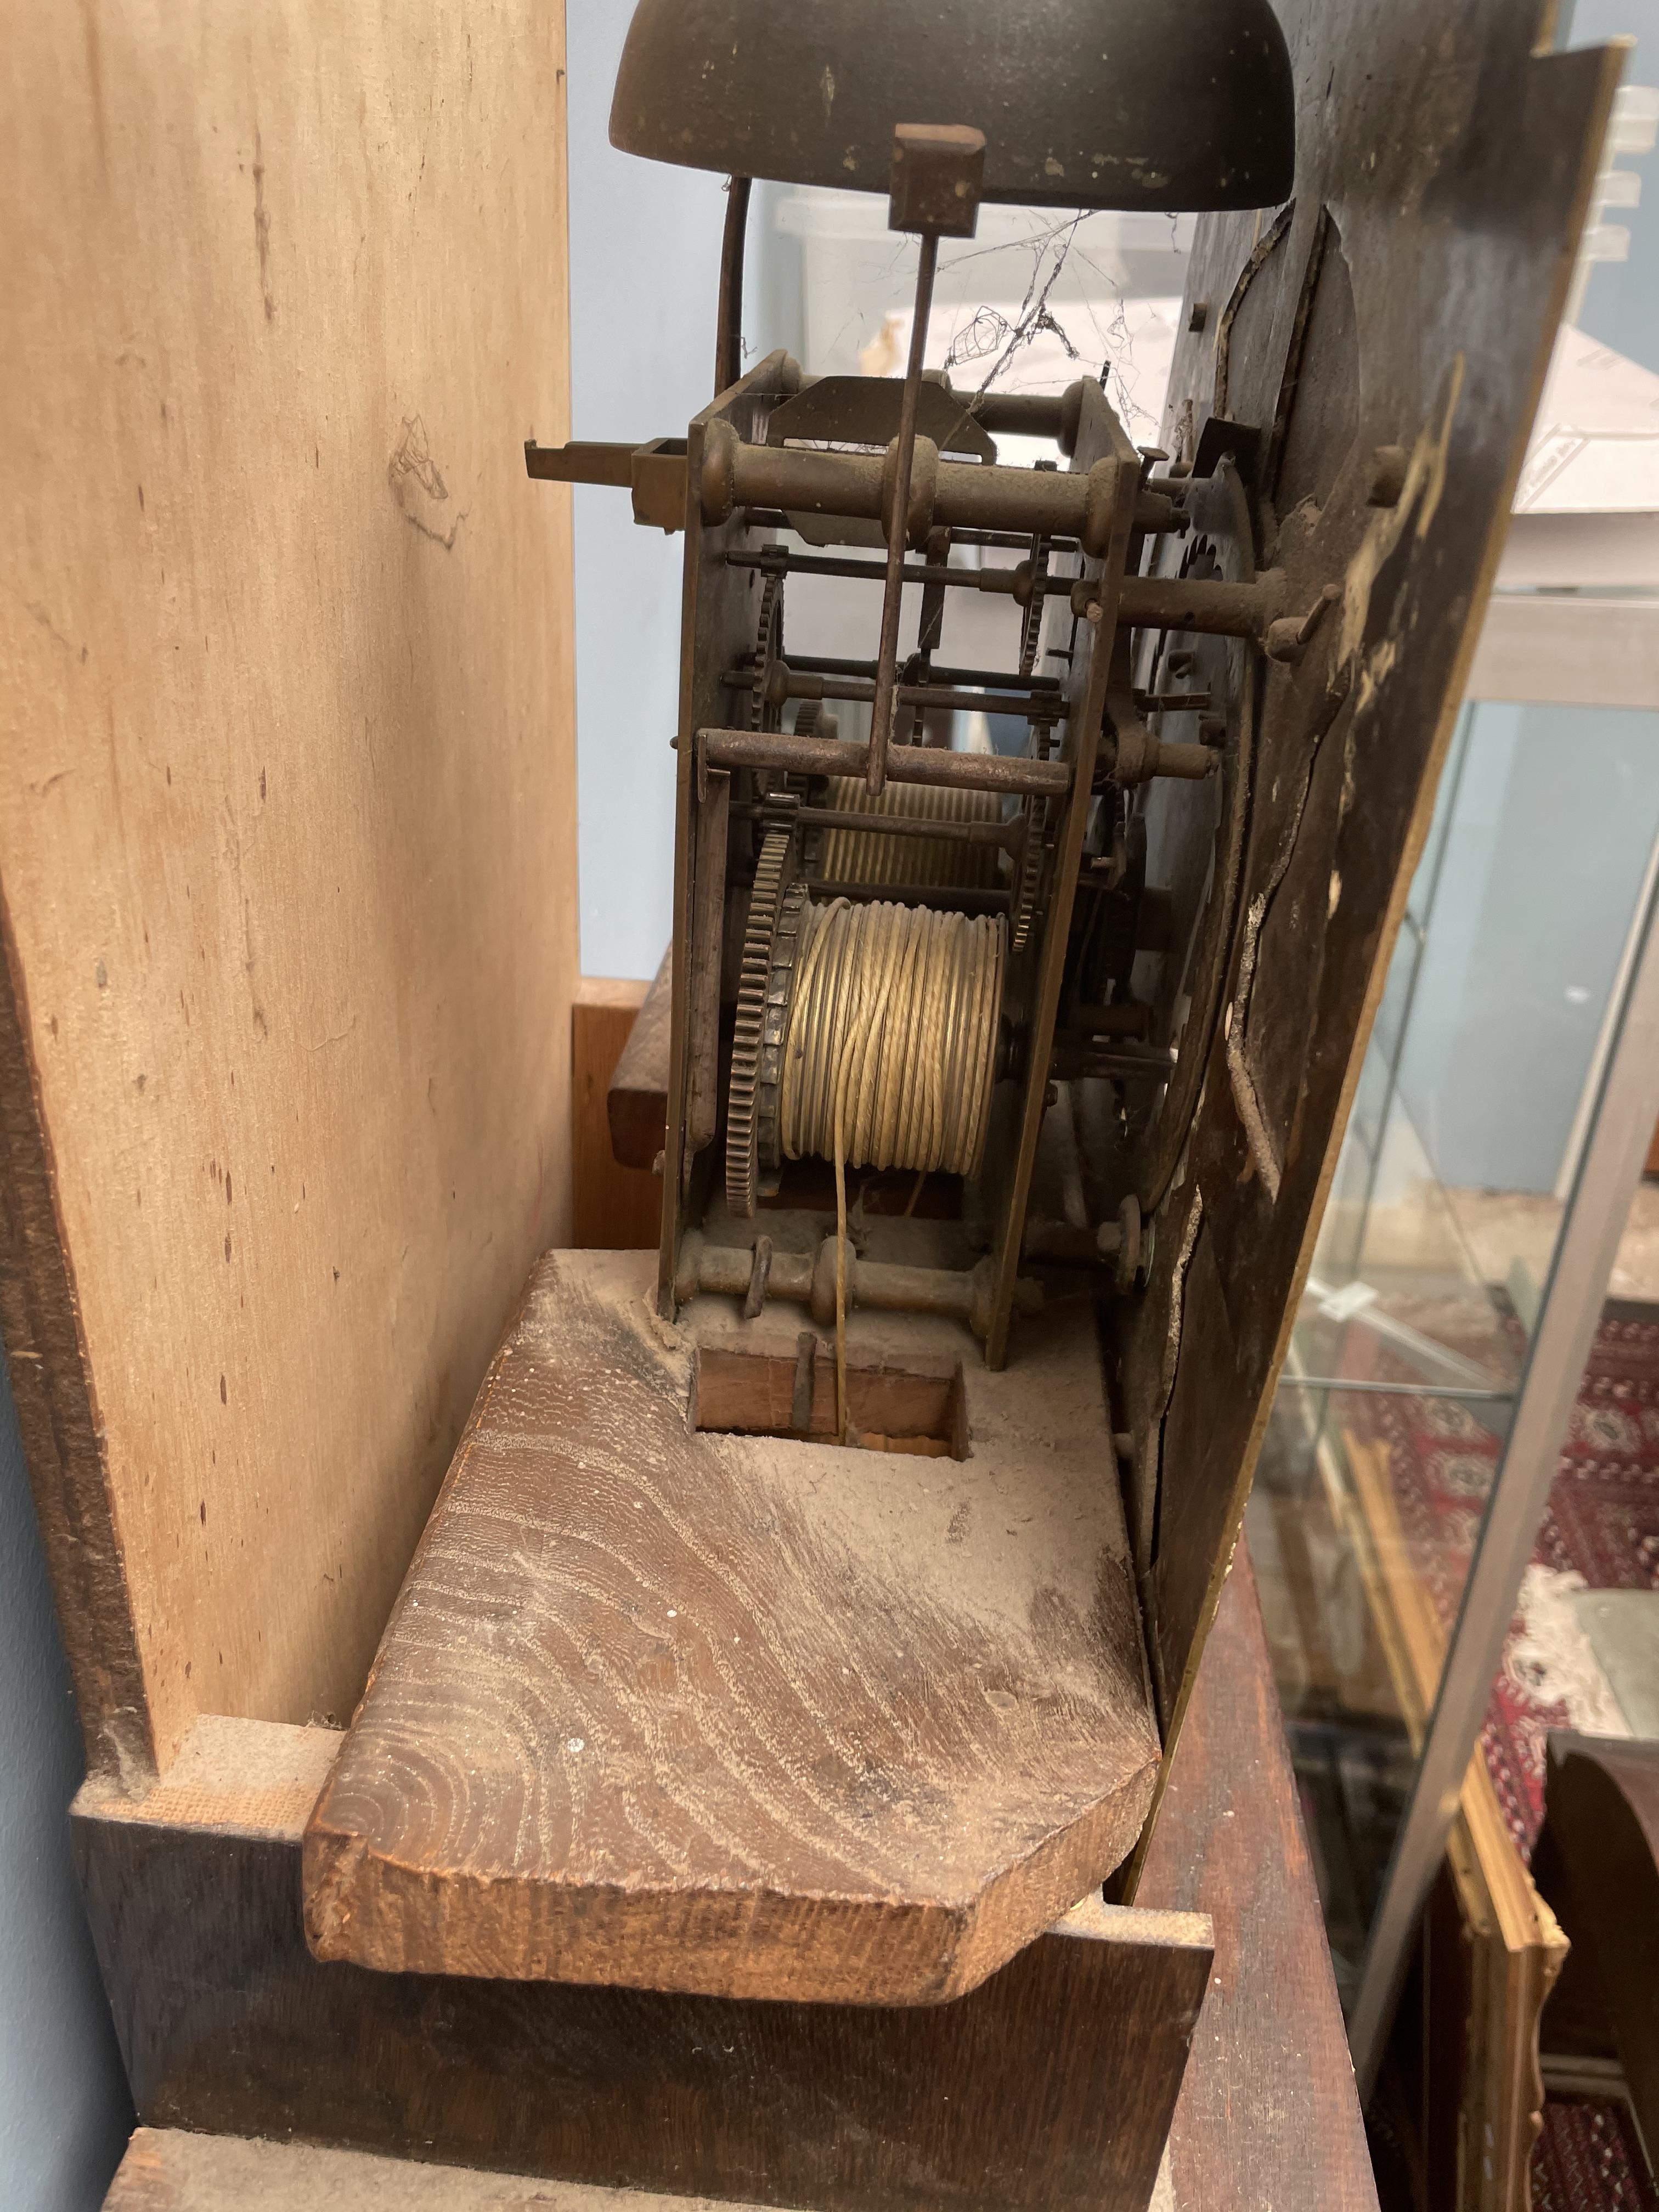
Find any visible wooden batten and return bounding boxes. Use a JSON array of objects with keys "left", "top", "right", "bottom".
[
  {"left": 606, "top": 951, "right": 672, "bottom": 1172},
  {"left": 0, "top": 0, "right": 578, "bottom": 1774},
  {"left": 572, "top": 978, "right": 662, "bottom": 1250}
]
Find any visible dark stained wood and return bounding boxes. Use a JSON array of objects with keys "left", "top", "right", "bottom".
[
  {"left": 1138, "top": 1549, "right": 1378, "bottom": 2211},
  {"left": 0, "top": 889, "right": 154, "bottom": 1782},
  {"left": 608, "top": 950, "right": 672, "bottom": 1171},
  {"left": 1538, "top": 1732, "right": 1659, "bottom": 2166},
  {"left": 573, "top": 980, "right": 662, "bottom": 1251},
  {"left": 79, "top": 1718, "right": 1209, "bottom": 2212},
  {"left": 302, "top": 1249, "right": 1160, "bottom": 2003},
  {"left": 1114, "top": 7, "right": 1623, "bottom": 1805}
]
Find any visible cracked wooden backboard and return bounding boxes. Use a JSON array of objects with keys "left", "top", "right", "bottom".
[{"left": 1112, "top": 0, "right": 1622, "bottom": 1872}]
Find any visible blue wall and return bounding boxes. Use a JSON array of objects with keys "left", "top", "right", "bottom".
[
  {"left": 566, "top": 11, "right": 802, "bottom": 980},
  {"left": 1569, "top": 0, "right": 1659, "bottom": 374},
  {"left": 1397, "top": 705, "right": 1659, "bottom": 1192},
  {"left": 1384, "top": 3, "right": 1659, "bottom": 1198},
  {"left": 0, "top": 1364, "right": 133, "bottom": 2206}
]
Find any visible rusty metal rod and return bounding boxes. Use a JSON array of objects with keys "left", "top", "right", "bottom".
[
  {"left": 788, "top": 651, "right": 1061, "bottom": 694},
  {"left": 868, "top": 234, "right": 940, "bottom": 795},
  {"left": 676, "top": 1230, "right": 1040, "bottom": 1339},
  {"left": 712, "top": 456, "right": 1167, "bottom": 548},
  {"left": 727, "top": 548, "right": 1026, "bottom": 595},
  {"left": 705, "top": 427, "right": 1126, "bottom": 555},
  {"left": 731, "top": 803, "right": 1017, "bottom": 849},
  {"left": 699, "top": 726, "right": 1071, "bottom": 798},
  {"left": 1082, "top": 572, "right": 1286, "bottom": 638},
  {"left": 1051, "top": 1041, "right": 1178, "bottom": 1077},
  {"left": 966, "top": 390, "right": 1073, "bottom": 440},
  {"left": 741, "top": 669, "right": 1061, "bottom": 723},
  {"left": 1105, "top": 738, "right": 1219, "bottom": 782},
  {"left": 738, "top": 515, "right": 1078, "bottom": 556},
  {"left": 780, "top": 376, "right": 1078, "bottom": 446}
]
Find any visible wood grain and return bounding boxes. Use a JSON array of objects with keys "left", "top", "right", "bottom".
[
  {"left": 608, "top": 950, "right": 671, "bottom": 1172},
  {"left": 0, "top": 0, "right": 577, "bottom": 1770},
  {"left": 83, "top": 1538, "right": 1363, "bottom": 2209},
  {"left": 78, "top": 1716, "right": 1209, "bottom": 2212},
  {"left": 1113, "top": 0, "right": 1622, "bottom": 1809},
  {"left": 302, "top": 1247, "right": 1160, "bottom": 2002},
  {"left": 1138, "top": 1549, "right": 1379, "bottom": 2212},
  {"left": 573, "top": 979, "right": 662, "bottom": 1249}
]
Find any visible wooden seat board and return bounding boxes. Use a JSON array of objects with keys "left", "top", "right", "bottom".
[
  {"left": 88, "top": 1551, "right": 1358, "bottom": 2212},
  {"left": 303, "top": 1248, "right": 1159, "bottom": 2002}
]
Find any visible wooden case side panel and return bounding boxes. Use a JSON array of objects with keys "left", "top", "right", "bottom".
[
  {"left": 1137, "top": 1549, "right": 1377, "bottom": 2212},
  {"left": 0, "top": 0, "right": 578, "bottom": 1767},
  {"left": 1118, "top": 17, "right": 1623, "bottom": 1762},
  {"left": 0, "top": 891, "right": 154, "bottom": 1781}
]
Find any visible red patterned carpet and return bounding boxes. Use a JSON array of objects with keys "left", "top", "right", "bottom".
[{"left": 1339, "top": 1295, "right": 1659, "bottom": 2209}]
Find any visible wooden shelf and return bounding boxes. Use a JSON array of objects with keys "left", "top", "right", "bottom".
[{"left": 302, "top": 1248, "right": 1160, "bottom": 2004}]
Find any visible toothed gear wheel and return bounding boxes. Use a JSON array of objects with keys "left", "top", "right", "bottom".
[
  {"left": 1012, "top": 795, "right": 1048, "bottom": 953},
  {"left": 1018, "top": 533, "right": 1050, "bottom": 679},
  {"left": 726, "top": 827, "right": 808, "bottom": 1216},
  {"left": 749, "top": 572, "right": 785, "bottom": 733}
]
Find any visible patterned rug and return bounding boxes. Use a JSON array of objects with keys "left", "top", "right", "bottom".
[{"left": 1338, "top": 1294, "right": 1659, "bottom": 2208}]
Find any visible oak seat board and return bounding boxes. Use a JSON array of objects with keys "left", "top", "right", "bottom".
[
  {"left": 86, "top": 1555, "right": 1357, "bottom": 2212},
  {"left": 303, "top": 1247, "right": 1160, "bottom": 2002},
  {"left": 0, "top": 0, "right": 577, "bottom": 1776},
  {"left": 80, "top": 1715, "right": 1210, "bottom": 2212}
]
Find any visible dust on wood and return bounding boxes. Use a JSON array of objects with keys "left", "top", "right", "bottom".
[{"left": 303, "top": 1249, "right": 1159, "bottom": 2004}]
